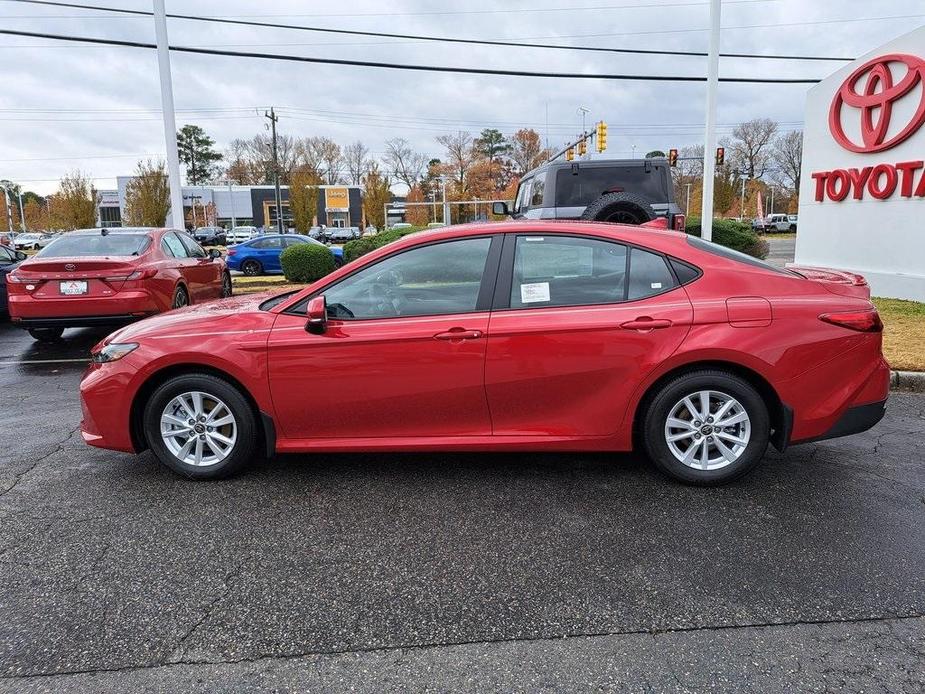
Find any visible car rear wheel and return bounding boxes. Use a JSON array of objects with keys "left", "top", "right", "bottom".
[
  {"left": 241, "top": 259, "right": 262, "bottom": 276},
  {"left": 172, "top": 285, "right": 189, "bottom": 309},
  {"left": 143, "top": 374, "right": 257, "bottom": 479},
  {"left": 642, "top": 370, "right": 770, "bottom": 485},
  {"left": 28, "top": 327, "right": 64, "bottom": 342}
]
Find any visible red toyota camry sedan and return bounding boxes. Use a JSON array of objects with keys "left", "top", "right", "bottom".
[
  {"left": 79, "top": 221, "right": 889, "bottom": 485},
  {"left": 8, "top": 227, "right": 232, "bottom": 341}
]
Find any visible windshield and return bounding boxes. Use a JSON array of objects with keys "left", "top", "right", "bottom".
[
  {"left": 259, "top": 289, "right": 301, "bottom": 311},
  {"left": 38, "top": 233, "right": 151, "bottom": 258}
]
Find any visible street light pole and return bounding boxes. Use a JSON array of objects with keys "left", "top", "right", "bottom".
[
  {"left": 264, "top": 107, "right": 284, "bottom": 234},
  {"left": 2, "top": 185, "right": 13, "bottom": 235},
  {"left": 686, "top": 182, "right": 692, "bottom": 217},
  {"left": 441, "top": 175, "right": 450, "bottom": 225},
  {"left": 152, "top": 0, "right": 184, "bottom": 229},
  {"left": 17, "top": 189, "right": 26, "bottom": 231},
  {"left": 700, "top": 0, "right": 721, "bottom": 242},
  {"left": 739, "top": 174, "right": 747, "bottom": 221}
]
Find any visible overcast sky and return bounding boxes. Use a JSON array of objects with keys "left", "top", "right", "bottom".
[{"left": 0, "top": 0, "right": 922, "bottom": 195}]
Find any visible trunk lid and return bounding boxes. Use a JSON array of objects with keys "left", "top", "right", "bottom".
[
  {"left": 787, "top": 265, "right": 871, "bottom": 300},
  {"left": 17, "top": 257, "right": 142, "bottom": 296}
]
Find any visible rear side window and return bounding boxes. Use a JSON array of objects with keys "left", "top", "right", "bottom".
[
  {"left": 282, "top": 236, "right": 308, "bottom": 248},
  {"left": 628, "top": 247, "right": 676, "bottom": 300},
  {"left": 252, "top": 237, "right": 282, "bottom": 250},
  {"left": 38, "top": 233, "right": 150, "bottom": 258},
  {"left": 178, "top": 232, "right": 206, "bottom": 258},
  {"left": 555, "top": 165, "right": 668, "bottom": 207},
  {"left": 161, "top": 233, "right": 188, "bottom": 258},
  {"left": 510, "top": 235, "right": 628, "bottom": 308}
]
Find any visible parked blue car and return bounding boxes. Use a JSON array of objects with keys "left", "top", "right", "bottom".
[{"left": 225, "top": 234, "right": 344, "bottom": 276}]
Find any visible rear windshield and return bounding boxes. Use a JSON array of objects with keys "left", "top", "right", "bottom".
[
  {"left": 38, "top": 233, "right": 151, "bottom": 258},
  {"left": 686, "top": 235, "right": 791, "bottom": 274},
  {"left": 555, "top": 165, "right": 669, "bottom": 207}
]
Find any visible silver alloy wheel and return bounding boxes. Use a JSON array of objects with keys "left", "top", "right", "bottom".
[
  {"left": 173, "top": 288, "right": 188, "bottom": 309},
  {"left": 160, "top": 391, "right": 237, "bottom": 467},
  {"left": 664, "top": 390, "right": 751, "bottom": 470}
]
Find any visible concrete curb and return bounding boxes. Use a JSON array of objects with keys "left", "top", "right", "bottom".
[{"left": 891, "top": 370, "right": 925, "bottom": 393}]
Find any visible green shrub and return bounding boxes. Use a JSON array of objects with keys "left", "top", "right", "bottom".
[
  {"left": 685, "top": 217, "right": 770, "bottom": 260},
  {"left": 342, "top": 226, "right": 424, "bottom": 262},
  {"left": 280, "top": 242, "right": 336, "bottom": 283}
]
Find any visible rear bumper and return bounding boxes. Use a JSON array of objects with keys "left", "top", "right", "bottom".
[
  {"left": 9, "top": 290, "right": 160, "bottom": 327},
  {"left": 792, "top": 399, "right": 887, "bottom": 445}
]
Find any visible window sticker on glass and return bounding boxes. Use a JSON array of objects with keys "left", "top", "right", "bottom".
[
  {"left": 651, "top": 282, "right": 663, "bottom": 289},
  {"left": 521, "top": 282, "right": 551, "bottom": 303},
  {"left": 524, "top": 237, "right": 545, "bottom": 241}
]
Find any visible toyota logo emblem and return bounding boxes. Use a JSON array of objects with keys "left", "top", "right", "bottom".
[
  {"left": 829, "top": 53, "right": 925, "bottom": 153},
  {"left": 64, "top": 263, "right": 77, "bottom": 271}
]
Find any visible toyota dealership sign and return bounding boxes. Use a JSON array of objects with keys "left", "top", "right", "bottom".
[{"left": 796, "top": 27, "right": 925, "bottom": 301}]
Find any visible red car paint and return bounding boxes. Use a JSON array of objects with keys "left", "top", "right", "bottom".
[
  {"left": 79, "top": 221, "right": 889, "bottom": 457},
  {"left": 7, "top": 227, "right": 228, "bottom": 329}
]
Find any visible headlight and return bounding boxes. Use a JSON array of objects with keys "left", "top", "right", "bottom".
[{"left": 91, "top": 342, "right": 140, "bottom": 363}]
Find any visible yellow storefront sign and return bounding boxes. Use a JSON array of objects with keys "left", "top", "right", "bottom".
[{"left": 325, "top": 187, "right": 349, "bottom": 211}]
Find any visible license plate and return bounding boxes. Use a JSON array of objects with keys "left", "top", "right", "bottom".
[{"left": 59, "top": 280, "right": 88, "bottom": 295}]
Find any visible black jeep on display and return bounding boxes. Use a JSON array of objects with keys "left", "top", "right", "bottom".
[{"left": 495, "top": 157, "right": 685, "bottom": 231}]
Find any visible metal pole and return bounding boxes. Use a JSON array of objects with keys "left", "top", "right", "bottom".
[
  {"left": 228, "top": 180, "right": 236, "bottom": 228},
  {"left": 264, "top": 107, "right": 284, "bottom": 233},
  {"left": 17, "top": 189, "right": 26, "bottom": 231},
  {"left": 686, "top": 182, "right": 692, "bottom": 217},
  {"left": 2, "top": 185, "right": 13, "bottom": 234},
  {"left": 153, "top": 0, "right": 184, "bottom": 229},
  {"left": 769, "top": 185, "right": 774, "bottom": 215},
  {"left": 383, "top": 203, "right": 388, "bottom": 230},
  {"left": 441, "top": 176, "right": 450, "bottom": 225},
  {"left": 700, "top": 0, "right": 721, "bottom": 241},
  {"left": 740, "top": 175, "right": 747, "bottom": 221}
]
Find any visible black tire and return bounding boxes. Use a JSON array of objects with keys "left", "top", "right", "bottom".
[
  {"left": 789, "top": 224, "right": 796, "bottom": 232},
  {"left": 171, "top": 285, "right": 189, "bottom": 309},
  {"left": 241, "top": 259, "right": 262, "bottom": 276},
  {"left": 581, "top": 192, "right": 658, "bottom": 225},
  {"left": 142, "top": 373, "right": 257, "bottom": 480},
  {"left": 28, "top": 327, "right": 64, "bottom": 342},
  {"left": 641, "top": 369, "right": 770, "bottom": 485},
  {"left": 220, "top": 272, "right": 233, "bottom": 298}
]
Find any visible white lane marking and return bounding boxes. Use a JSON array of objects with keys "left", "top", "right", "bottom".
[{"left": 0, "top": 358, "right": 88, "bottom": 365}]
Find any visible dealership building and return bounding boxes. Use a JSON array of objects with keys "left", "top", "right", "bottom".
[
  {"left": 796, "top": 25, "right": 925, "bottom": 301},
  {"left": 97, "top": 180, "right": 363, "bottom": 230}
]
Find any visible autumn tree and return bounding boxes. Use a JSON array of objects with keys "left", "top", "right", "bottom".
[
  {"left": 225, "top": 133, "right": 298, "bottom": 185},
  {"left": 50, "top": 171, "right": 97, "bottom": 230},
  {"left": 362, "top": 162, "right": 392, "bottom": 229},
  {"left": 510, "top": 129, "right": 550, "bottom": 176},
  {"left": 405, "top": 185, "right": 429, "bottom": 226},
  {"left": 727, "top": 118, "right": 778, "bottom": 179},
  {"left": 342, "top": 141, "right": 369, "bottom": 185},
  {"left": 177, "top": 124, "right": 223, "bottom": 185},
  {"left": 124, "top": 159, "right": 171, "bottom": 227},
  {"left": 290, "top": 169, "right": 322, "bottom": 233},
  {"left": 23, "top": 199, "right": 47, "bottom": 230},
  {"left": 474, "top": 128, "right": 512, "bottom": 191},
  {"left": 384, "top": 138, "right": 428, "bottom": 190},
  {"left": 773, "top": 129, "right": 803, "bottom": 194},
  {"left": 435, "top": 131, "right": 474, "bottom": 189}
]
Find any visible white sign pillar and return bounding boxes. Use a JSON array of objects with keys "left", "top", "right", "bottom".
[
  {"left": 700, "top": 0, "right": 722, "bottom": 241},
  {"left": 153, "top": 0, "right": 184, "bottom": 228}
]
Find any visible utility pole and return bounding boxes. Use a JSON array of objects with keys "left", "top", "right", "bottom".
[
  {"left": 17, "top": 189, "right": 26, "bottom": 231},
  {"left": 264, "top": 107, "right": 284, "bottom": 233},
  {"left": 2, "top": 185, "right": 13, "bottom": 235},
  {"left": 738, "top": 173, "right": 748, "bottom": 221},
  {"left": 700, "top": 0, "right": 721, "bottom": 242},
  {"left": 440, "top": 175, "right": 450, "bottom": 226},
  {"left": 769, "top": 185, "right": 775, "bottom": 215},
  {"left": 686, "top": 182, "right": 692, "bottom": 216},
  {"left": 153, "top": 0, "right": 184, "bottom": 229}
]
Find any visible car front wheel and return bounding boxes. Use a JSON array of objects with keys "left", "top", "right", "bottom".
[
  {"left": 143, "top": 374, "right": 257, "bottom": 479},
  {"left": 642, "top": 370, "right": 770, "bottom": 485},
  {"left": 241, "top": 259, "right": 262, "bottom": 276}
]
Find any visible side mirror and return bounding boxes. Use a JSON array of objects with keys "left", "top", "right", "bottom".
[
  {"left": 208, "top": 248, "right": 222, "bottom": 260},
  {"left": 492, "top": 201, "right": 510, "bottom": 216},
  {"left": 305, "top": 295, "right": 327, "bottom": 334},
  {"left": 15, "top": 251, "right": 27, "bottom": 261}
]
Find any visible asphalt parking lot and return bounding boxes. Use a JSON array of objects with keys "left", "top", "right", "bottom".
[{"left": 0, "top": 320, "right": 923, "bottom": 692}]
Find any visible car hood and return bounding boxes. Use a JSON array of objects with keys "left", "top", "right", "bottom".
[{"left": 104, "top": 292, "right": 281, "bottom": 344}]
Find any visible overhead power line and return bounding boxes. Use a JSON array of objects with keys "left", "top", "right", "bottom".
[
  {"left": 4, "top": 0, "right": 853, "bottom": 62},
  {"left": 0, "top": 29, "right": 824, "bottom": 83}
]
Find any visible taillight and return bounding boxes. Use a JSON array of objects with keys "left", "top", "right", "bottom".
[
  {"left": 673, "top": 214, "right": 686, "bottom": 232},
  {"left": 819, "top": 309, "right": 883, "bottom": 333},
  {"left": 106, "top": 268, "right": 157, "bottom": 282},
  {"left": 226, "top": 249, "right": 237, "bottom": 256}
]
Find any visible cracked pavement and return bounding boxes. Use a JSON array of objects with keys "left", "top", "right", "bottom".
[{"left": 0, "top": 322, "right": 923, "bottom": 692}]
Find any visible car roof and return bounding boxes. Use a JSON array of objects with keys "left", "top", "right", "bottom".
[{"left": 69, "top": 227, "right": 164, "bottom": 236}]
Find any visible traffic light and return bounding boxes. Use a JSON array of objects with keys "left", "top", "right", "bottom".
[
  {"left": 596, "top": 121, "right": 607, "bottom": 153},
  {"left": 577, "top": 139, "right": 587, "bottom": 156},
  {"left": 566, "top": 147, "right": 574, "bottom": 161},
  {"left": 715, "top": 146, "right": 725, "bottom": 166},
  {"left": 668, "top": 148, "right": 678, "bottom": 167}
]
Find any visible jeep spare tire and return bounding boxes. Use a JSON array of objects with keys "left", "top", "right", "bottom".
[{"left": 581, "top": 192, "right": 658, "bottom": 225}]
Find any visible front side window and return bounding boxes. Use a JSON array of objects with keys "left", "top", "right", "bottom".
[
  {"left": 514, "top": 178, "right": 532, "bottom": 214},
  {"left": 319, "top": 237, "right": 492, "bottom": 320},
  {"left": 510, "top": 235, "right": 628, "bottom": 309}
]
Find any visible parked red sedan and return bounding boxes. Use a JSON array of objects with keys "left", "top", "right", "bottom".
[
  {"left": 79, "top": 221, "right": 889, "bottom": 485},
  {"left": 8, "top": 227, "right": 232, "bottom": 341}
]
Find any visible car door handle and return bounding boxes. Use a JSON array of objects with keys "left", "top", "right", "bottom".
[
  {"left": 620, "top": 317, "right": 673, "bottom": 331},
  {"left": 434, "top": 328, "right": 483, "bottom": 341}
]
